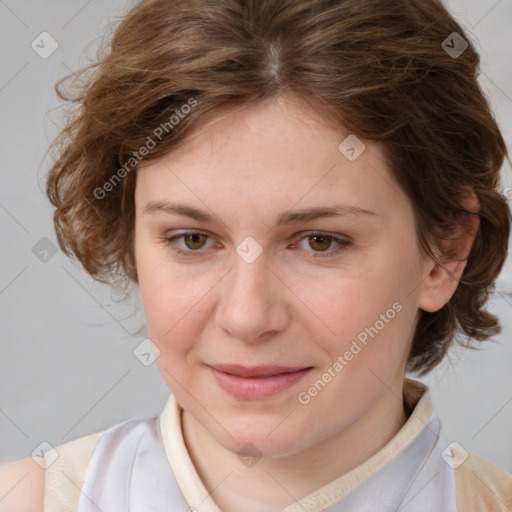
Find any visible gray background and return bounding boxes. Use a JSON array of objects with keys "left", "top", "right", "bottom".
[{"left": 0, "top": 0, "right": 511, "bottom": 473}]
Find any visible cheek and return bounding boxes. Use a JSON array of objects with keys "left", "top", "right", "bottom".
[
  {"left": 297, "top": 254, "right": 416, "bottom": 370},
  {"left": 135, "top": 254, "right": 216, "bottom": 362},
  {"left": 292, "top": 266, "right": 397, "bottom": 335},
  {"left": 140, "top": 276, "right": 199, "bottom": 345},
  {"left": 135, "top": 243, "right": 179, "bottom": 340}
]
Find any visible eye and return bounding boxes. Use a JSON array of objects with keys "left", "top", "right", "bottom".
[
  {"left": 291, "top": 231, "right": 352, "bottom": 258},
  {"left": 161, "top": 230, "right": 352, "bottom": 259},
  {"left": 161, "top": 231, "right": 214, "bottom": 256}
]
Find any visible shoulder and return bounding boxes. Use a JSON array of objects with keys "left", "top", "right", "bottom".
[
  {"left": 0, "top": 430, "right": 104, "bottom": 512},
  {"left": 0, "top": 456, "right": 44, "bottom": 512},
  {"left": 44, "top": 430, "right": 105, "bottom": 511},
  {"left": 453, "top": 446, "right": 512, "bottom": 512}
]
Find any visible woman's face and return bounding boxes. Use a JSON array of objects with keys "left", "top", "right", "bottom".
[{"left": 134, "top": 93, "right": 433, "bottom": 457}]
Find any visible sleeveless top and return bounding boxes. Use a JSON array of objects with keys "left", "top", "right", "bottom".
[{"left": 43, "top": 379, "right": 512, "bottom": 511}]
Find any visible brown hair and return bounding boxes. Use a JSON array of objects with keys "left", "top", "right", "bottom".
[{"left": 46, "top": 0, "right": 510, "bottom": 374}]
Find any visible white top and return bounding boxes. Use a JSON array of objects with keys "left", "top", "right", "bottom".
[{"left": 42, "top": 378, "right": 512, "bottom": 511}]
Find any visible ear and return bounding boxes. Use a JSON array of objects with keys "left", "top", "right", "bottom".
[{"left": 418, "top": 189, "right": 480, "bottom": 313}]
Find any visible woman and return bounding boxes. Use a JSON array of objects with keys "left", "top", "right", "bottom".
[{"left": 1, "top": 0, "right": 511, "bottom": 510}]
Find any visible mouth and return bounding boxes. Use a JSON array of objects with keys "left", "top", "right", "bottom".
[{"left": 207, "top": 364, "right": 313, "bottom": 400}]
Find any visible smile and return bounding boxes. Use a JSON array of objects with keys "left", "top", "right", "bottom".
[{"left": 208, "top": 364, "right": 313, "bottom": 400}]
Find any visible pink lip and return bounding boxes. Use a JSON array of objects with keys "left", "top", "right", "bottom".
[{"left": 208, "top": 364, "right": 312, "bottom": 400}]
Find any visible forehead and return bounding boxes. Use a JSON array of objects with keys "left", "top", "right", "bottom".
[{"left": 135, "top": 94, "right": 406, "bottom": 223}]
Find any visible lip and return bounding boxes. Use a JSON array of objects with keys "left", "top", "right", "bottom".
[{"left": 208, "top": 364, "right": 312, "bottom": 400}]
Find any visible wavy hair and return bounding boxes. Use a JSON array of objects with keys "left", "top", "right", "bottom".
[{"left": 46, "top": 0, "right": 511, "bottom": 374}]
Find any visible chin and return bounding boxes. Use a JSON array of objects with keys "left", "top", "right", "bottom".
[{"left": 210, "top": 414, "right": 310, "bottom": 459}]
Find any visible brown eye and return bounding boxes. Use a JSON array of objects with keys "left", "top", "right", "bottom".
[
  {"left": 292, "top": 231, "right": 352, "bottom": 259},
  {"left": 162, "top": 231, "right": 214, "bottom": 257},
  {"left": 183, "top": 233, "right": 208, "bottom": 250},
  {"left": 307, "top": 234, "right": 333, "bottom": 252}
]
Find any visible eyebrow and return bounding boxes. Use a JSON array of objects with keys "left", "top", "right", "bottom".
[{"left": 143, "top": 201, "right": 377, "bottom": 229}]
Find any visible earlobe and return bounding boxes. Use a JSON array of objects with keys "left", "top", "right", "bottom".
[{"left": 418, "top": 190, "right": 480, "bottom": 313}]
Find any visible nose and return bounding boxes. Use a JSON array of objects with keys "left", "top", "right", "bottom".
[{"left": 214, "top": 245, "right": 290, "bottom": 344}]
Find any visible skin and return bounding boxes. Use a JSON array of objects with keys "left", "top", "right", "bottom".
[{"left": 133, "top": 92, "right": 478, "bottom": 512}]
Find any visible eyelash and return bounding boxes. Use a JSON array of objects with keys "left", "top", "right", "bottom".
[{"left": 160, "top": 230, "right": 352, "bottom": 259}]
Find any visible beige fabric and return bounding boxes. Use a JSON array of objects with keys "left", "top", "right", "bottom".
[
  {"left": 454, "top": 446, "right": 512, "bottom": 511},
  {"left": 42, "top": 378, "right": 512, "bottom": 511},
  {"left": 160, "top": 397, "right": 223, "bottom": 512},
  {"left": 44, "top": 431, "right": 104, "bottom": 512}
]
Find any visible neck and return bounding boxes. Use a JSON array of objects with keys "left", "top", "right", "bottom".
[{"left": 182, "top": 381, "right": 408, "bottom": 512}]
